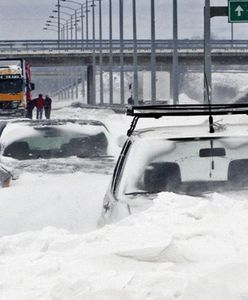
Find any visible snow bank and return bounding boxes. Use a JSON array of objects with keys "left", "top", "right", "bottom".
[
  {"left": 0, "top": 172, "right": 110, "bottom": 236},
  {"left": 1, "top": 192, "right": 248, "bottom": 299}
]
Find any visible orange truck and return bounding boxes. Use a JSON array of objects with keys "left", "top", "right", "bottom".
[{"left": 0, "top": 58, "right": 35, "bottom": 116}]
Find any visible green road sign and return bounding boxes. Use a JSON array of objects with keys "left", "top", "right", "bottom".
[{"left": 229, "top": 0, "right": 248, "bottom": 22}]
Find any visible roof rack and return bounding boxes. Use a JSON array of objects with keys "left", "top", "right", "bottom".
[
  {"left": 126, "top": 103, "right": 248, "bottom": 136},
  {"left": 127, "top": 104, "right": 248, "bottom": 118}
]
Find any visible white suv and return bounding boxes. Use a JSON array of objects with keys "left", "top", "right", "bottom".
[{"left": 100, "top": 104, "right": 248, "bottom": 224}]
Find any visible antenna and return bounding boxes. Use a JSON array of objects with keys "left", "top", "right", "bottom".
[{"left": 204, "top": 72, "right": 215, "bottom": 133}]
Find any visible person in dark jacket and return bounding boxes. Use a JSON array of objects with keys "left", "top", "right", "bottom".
[
  {"left": 44, "top": 95, "right": 52, "bottom": 119},
  {"left": 26, "top": 99, "right": 35, "bottom": 119},
  {"left": 34, "top": 94, "right": 45, "bottom": 119}
]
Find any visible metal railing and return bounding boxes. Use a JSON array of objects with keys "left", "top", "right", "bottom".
[{"left": 0, "top": 39, "right": 247, "bottom": 52}]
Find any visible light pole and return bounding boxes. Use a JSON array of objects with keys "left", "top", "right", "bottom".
[
  {"left": 91, "top": 0, "right": 96, "bottom": 104},
  {"left": 45, "top": 23, "right": 64, "bottom": 39},
  {"left": 109, "top": 0, "right": 113, "bottom": 105},
  {"left": 61, "top": 24, "right": 65, "bottom": 39},
  {"left": 57, "top": 0, "right": 61, "bottom": 42},
  {"left": 49, "top": 16, "right": 68, "bottom": 42},
  {"left": 173, "top": 0, "right": 179, "bottom": 104},
  {"left": 132, "top": 0, "right": 138, "bottom": 105},
  {"left": 53, "top": 9, "right": 74, "bottom": 43},
  {"left": 46, "top": 21, "right": 61, "bottom": 30},
  {"left": 151, "top": 0, "right": 156, "bottom": 104},
  {"left": 86, "top": 0, "right": 89, "bottom": 47},
  {"left": 99, "top": 0, "right": 104, "bottom": 104},
  {"left": 43, "top": 27, "right": 58, "bottom": 33},
  {"left": 57, "top": 4, "right": 78, "bottom": 41},
  {"left": 49, "top": 15, "right": 67, "bottom": 23},
  {"left": 61, "top": 11, "right": 73, "bottom": 42},
  {"left": 61, "top": 0, "right": 85, "bottom": 48},
  {"left": 119, "top": 0, "right": 124, "bottom": 105}
]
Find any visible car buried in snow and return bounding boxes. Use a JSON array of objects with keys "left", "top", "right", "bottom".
[
  {"left": 0, "top": 119, "right": 117, "bottom": 174},
  {"left": 100, "top": 104, "right": 248, "bottom": 224}
]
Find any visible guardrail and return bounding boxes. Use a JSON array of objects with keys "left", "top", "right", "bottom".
[{"left": 0, "top": 39, "right": 247, "bottom": 52}]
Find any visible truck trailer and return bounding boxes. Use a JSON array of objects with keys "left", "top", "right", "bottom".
[{"left": 0, "top": 58, "right": 35, "bottom": 116}]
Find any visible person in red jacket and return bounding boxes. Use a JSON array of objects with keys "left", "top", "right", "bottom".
[{"left": 33, "top": 94, "right": 45, "bottom": 119}]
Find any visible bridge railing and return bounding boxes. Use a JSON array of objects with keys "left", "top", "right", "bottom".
[{"left": 0, "top": 39, "right": 248, "bottom": 52}]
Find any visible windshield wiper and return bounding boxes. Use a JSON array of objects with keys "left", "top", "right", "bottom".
[
  {"left": 125, "top": 191, "right": 157, "bottom": 195},
  {"left": 77, "top": 154, "right": 113, "bottom": 159}
]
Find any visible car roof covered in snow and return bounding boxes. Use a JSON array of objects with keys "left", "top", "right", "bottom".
[
  {"left": 0, "top": 118, "right": 109, "bottom": 133},
  {"left": 0, "top": 119, "right": 111, "bottom": 147}
]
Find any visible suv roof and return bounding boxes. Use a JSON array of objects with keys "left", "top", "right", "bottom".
[
  {"left": 132, "top": 116, "right": 248, "bottom": 139},
  {"left": 127, "top": 104, "right": 248, "bottom": 137}
]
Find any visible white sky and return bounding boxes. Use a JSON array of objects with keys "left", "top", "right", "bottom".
[{"left": 1, "top": 0, "right": 248, "bottom": 40}]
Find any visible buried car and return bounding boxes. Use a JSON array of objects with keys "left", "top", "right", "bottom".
[
  {"left": 100, "top": 104, "right": 248, "bottom": 224},
  {"left": 0, "top": 119, "right": 118, "bottom": 174}
]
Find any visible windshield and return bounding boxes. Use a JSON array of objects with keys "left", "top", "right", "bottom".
[
  {"left": 2, "top": 125, "right": 109, "bottom": 160},
  {"left": 117, "top": 136, "right": 248, "bottom": 196},
  {"left": 0, "top": 79, "right": 23, "bottom": 93}
]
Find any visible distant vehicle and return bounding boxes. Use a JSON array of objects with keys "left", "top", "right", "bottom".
[
  {"left": 100, "top": 104, "right": 248, "bottom": 224},
  {"left": 0, "top": 58, "right": 35, "bottom": 116},
  {"left": 0, "top": 119, "right": 117, "bottom": 174}
]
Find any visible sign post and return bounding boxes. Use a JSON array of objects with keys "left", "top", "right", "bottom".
[
  {"left": 228, "top": 0, "right": 248, "bottom": 22},
  {"left": 203, "top": 3, "right": 228, "bottom": 104}
]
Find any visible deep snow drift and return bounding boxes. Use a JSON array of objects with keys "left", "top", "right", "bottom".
[
  {"left": 1, "top": 192, "right": 248, "bottom": 299},
  {"left": 0, "top": 100, "right": 248, "bottom": 299}
]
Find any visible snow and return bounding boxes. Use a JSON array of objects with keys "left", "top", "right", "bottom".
[
  {"left": 0, "top": 100, "right": 248, "bottom": 299},
  {"left": 0, "top": 172, "right": 110, "bottom": 236},
  {"left": 1, "top": 192, "right": 248, "bottom": 299}
]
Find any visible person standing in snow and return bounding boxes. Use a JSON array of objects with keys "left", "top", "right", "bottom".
[
  {"left": 34, "top": 94, "right": 45, "bottom": 119},
  {"left": 44, "top": 95, "right": 52, "bottom": 119}
]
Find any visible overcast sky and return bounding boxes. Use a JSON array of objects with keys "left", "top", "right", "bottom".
[{"left": 0, "top": 0, "right": 248, "bottom": 40}]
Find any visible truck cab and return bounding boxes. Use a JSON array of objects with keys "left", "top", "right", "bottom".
[{"left": 0, "top": 58, "right": 35, "bottom": 116}]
